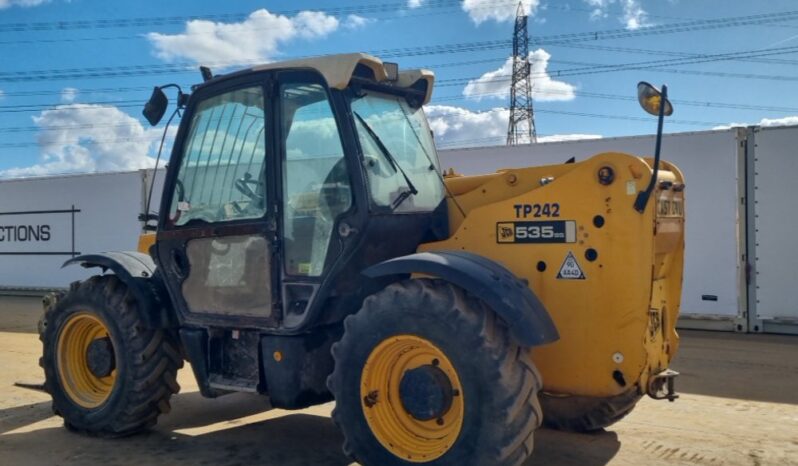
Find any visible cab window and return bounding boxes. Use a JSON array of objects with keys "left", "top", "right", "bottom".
[
  {"left": 281, "top": 82, "right": 352, "bottom": 276},
  {"left": 350, "top": 91, "right": 444, "bottom": 212},
  {"left": 170, "top": 86, "right": 267, "bottom": 226}
]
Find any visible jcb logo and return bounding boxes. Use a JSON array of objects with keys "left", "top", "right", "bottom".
[{"left": 497, "top": 223, "right": 515, "bottom": 243}]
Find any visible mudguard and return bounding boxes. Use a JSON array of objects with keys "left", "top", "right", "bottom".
[
  {"left": 63, "top": 251, "right": 176, "bottom": 328},
  {"left": 363, "top": 250, "right": 559, "bottom": 347}
]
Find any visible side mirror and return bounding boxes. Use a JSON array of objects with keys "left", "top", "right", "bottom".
[
  {"left": 633, "top": 81, "right": 673, "bottom": 213},
  {"left": 143, "top": 87, "right": 168, "bottom": 126},
  {"left": 637, "top": 81, "right": 673, "bottom": 117}
]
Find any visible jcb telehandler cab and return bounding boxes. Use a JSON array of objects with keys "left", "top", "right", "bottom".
[{"left": 40, "top": 53, "right": 685, "bottom": 466}]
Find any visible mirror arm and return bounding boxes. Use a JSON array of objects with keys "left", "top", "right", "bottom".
[
  {"left": 159, "top": 83, "right": 188, "bottom": 108},
  {"left": 634, "top": 84, "right": 668, "bottom": 214}
]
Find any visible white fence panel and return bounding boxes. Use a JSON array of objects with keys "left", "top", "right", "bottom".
[
  {"left": 749, "top": 125, "right": 798, "bottom": 334},
  {"left": 0, "top": 171, "right": 145, "bottom": 289}
]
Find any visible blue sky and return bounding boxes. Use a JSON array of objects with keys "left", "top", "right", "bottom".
[{"left": 2, "top": 0, "right": 798, "bottom": 177}]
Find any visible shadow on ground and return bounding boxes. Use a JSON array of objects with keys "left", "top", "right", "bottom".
[
  {"left": 0, "top": 390, "right": 621, "bottom": 466},
  {"left": 0, "top": 400, "right": 52, "bottom": 435}
]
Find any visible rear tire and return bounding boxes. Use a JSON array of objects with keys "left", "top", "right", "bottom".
[
  {"left": 328, "top": 279, "right": 542, "bottom": 466},
  {"left": 539, "top": 388, "right": 642, "bottom": 432},
  {"left": 39, "top": 275, "right": 183, "bottom": 437}
]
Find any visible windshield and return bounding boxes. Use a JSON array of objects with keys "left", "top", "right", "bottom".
[{"left": 350, "top": 91, "right": 444, "bottom": 213}]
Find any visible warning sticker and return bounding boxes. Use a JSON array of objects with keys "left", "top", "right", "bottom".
[{"left": 556, "top": 251, "right": 586, "bottom": 280}]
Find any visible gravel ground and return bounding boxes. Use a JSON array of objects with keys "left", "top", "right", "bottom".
[{"left": 1, "top": 295, "right": 797, "bottom": 466}]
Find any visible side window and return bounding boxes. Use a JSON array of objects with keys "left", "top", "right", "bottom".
[
  {"left": 281, "top": 82, "right": 351, "bottom": 276},
  {"left": 170, "top": 86, "right": 267, "bottom": 226}
]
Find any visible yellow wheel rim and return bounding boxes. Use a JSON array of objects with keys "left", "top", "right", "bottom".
[
  {"left": 361, "top": 335, "right": 464, "bottom": 463},
  {"left": 56, "top": 312, "right": 117, "bottom": 409}
]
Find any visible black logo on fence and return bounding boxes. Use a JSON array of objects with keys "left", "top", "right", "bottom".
[{"left": 0, "top": 206, "right": 81, "bottom": 256}]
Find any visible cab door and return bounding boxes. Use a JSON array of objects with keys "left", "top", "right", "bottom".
[
  {"left": 156, "top": 75, "right": 280, "bottom": 327},
  {"left": 276, "top": 72, "right": 356, "bottom": 325}
]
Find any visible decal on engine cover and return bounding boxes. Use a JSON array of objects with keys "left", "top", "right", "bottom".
[
  {"left": 556, "top": 251, "right": 586, "bottom": 280},
  {"left": 496, "top": 220, "right": 577, "bottom": 244},
  {"left": 657, "top": 198, "right": 684, "bottom": 217}
]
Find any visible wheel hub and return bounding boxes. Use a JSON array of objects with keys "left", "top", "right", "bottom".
[
  {"left": 399, "top": 365, "right": 454, "bottom": 421},
  {"left": 56, "top": 312, "right": 117, "bottom": 408},
  {"left": 86, "top": 336, "right": 116, "bottom": 378},
  {"left": 360, "top": 335, "right": 464, "bottom": 462}
]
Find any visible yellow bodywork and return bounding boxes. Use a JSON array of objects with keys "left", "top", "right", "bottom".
[
  {"left": 420, "top": 152, "right": 685, "bottom": 398},
  {"left": 137, "top": 232, "right": 156, "bottom": 255}
]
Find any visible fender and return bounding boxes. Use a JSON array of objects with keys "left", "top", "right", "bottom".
[
  {"left": 363, "top": 251, "right": 559, "bottom": 347},
  {"left": 63, "top": 251, "right": 176, "bottom": 328}
]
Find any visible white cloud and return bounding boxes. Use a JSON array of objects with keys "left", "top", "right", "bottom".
[
  {"left": 0, "top": 105, "right": 168, "bottom": 178},
  {"left": 427, "top": 105, "right": 508, "bottom": 146},
  {"left": 343, "top": 14, "right": 374, "bottom": 30},
  {"left": 583, "top": 0, "right": 649, "bottom": 29},
  {"left": 147, "top": 9, "right": 340, "bottom": 66},
  {"left": 713, "top": 116, "right": 798, "bottom": 131},
  {"left": 584, "top": 0, "right": 611, "bottom": 19},
  {"left": 410, "top": 0, "right": 539, "bottom": 23},
  {"left": 425, "top": 105, "right": 600, "bottom": 148},
  {"left": 463, "top": 49, "right": 576, "bottom": 102},
  {"left": 0, "top": 0, "right": 50, "bottom": 9},
  {"left": 61, "top": 87, "right": 78, "bottom": 103},
  {"left": 463, "top": 0, "right": 539, "bottom": 24},
  {"left": 621, "top": 0, "right": 648, "bottom": 29},
  {"left": 0, "top": 89, "right": 4, "bottom": 100}
]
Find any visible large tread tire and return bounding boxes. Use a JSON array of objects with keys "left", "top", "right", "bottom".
[
  {"left": 539, "top": 388, "right": 642, "bottom": 432},
  {"left": 39, "top": 275, "right": 183, "bottom": 437},
  {"left": 328, "top": 278, "right": 543, "bottom": 466}
]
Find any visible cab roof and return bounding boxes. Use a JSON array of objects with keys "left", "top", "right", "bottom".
[{"left": 204, "top": 53, "right": 435, "bottom": 106}]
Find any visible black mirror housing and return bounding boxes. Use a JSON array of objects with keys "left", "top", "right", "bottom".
[
  {"left": 143, "top": 87, "right": 168, "bottom": 126},
  {"left": 637, "top": 81, "right": 673, "bottom": 117}
]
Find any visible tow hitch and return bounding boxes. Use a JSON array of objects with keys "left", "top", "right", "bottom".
[{"left": 647, "top": 369, "right": 679, "bottom": 402}]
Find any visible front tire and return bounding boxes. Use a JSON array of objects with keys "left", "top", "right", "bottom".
[
  {"left": 328, "top": 279, "right": 542, "bottom": 466},
  {"left": 39, "top": 275, "right": 183, "bottom": 436}
]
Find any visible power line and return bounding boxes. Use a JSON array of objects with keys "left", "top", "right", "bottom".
[
  {"left": 0, "top": 104, "right": 725, "bottom": 150},
  {"left": 1, "top": 87, "right": 790, "bottom": 133},
  {"left": 4, "top": 9, "right": 798, "bottom": 81},
  {"left": 430, "top": 44, "right": 798, "bottom": 89},
  {"left": 529, "top": 10, "right": 798, "bottom": 47},
  {"left": 429, "top": 104, "right": 728, "bottom": 127},
  {"left": 432, "top": 89, "right": 798, "bottom": 113},
  {"left": 550, "top": 43, "right": 798, "bottom": 67},
  {"left": 0, "top": 0, "right": 466, "bottom": 33},
  {"left": 0, "top": 1, "right": 526, "bottom": 46},
  {"left": 3, "top": 48, "right": 798, "bottom": 116}
]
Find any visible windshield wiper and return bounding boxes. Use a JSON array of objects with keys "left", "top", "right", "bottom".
[{"left": 353, "top": 111, "right": 418, "bottom": 210}]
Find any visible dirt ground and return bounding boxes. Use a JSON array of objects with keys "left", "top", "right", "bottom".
[{"left": 1, "top": 295, "right": 797, "bottom": 466}]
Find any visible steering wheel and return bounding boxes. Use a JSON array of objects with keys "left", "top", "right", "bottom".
[
  {"left": 317, "top": 158, "right": 354, "bottom": 222},
  {"left": 234, "top": 172, "right": 264, "bottom": 205}
]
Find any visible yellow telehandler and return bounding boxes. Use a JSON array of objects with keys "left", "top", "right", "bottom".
[{"left": 39, "top": 53, "right": 684, "bottom": 465}]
